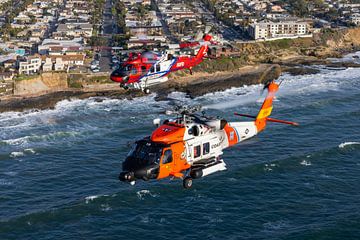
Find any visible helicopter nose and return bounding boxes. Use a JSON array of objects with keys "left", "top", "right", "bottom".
[
  {"left": 110, "top": 75, "right": 123, "bottom": 83},
  {"left": 119, "top": 171, "right": 135, "bottom": 182}
]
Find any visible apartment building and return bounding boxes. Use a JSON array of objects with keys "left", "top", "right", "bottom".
[
  {"left": 249, "top": 20, "right": 308, "bottom": 40},
  {"left": 18, "top": 55, "right": 42, "bottom": 75}
]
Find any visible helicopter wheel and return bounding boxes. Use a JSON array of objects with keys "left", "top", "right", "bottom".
[
  {"left": 183, "top": 177, "right": 193, "bottom": 189},
  {"left": 143, "top": 88, "right": 150, "bottom": 94}
]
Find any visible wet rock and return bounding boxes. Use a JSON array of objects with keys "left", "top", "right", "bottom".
[{"left": 282, "top": 67, "right": 321, "bottom": 76}]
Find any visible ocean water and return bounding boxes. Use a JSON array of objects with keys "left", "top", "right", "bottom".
[{"left": 0, "top": 63, "right": 359, "bottom": 239}]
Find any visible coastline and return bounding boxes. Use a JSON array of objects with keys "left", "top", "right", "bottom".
[
  {"left": 0, "top": 64, "right": 281, "bottom": 113},
  {"left": 2, "top": 27, "right": 360, "bottom": 113},
  {"left": 1, "top": 54, "right": 360, "bottom": 113}
]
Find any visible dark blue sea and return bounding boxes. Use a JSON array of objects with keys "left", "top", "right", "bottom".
[{"left": 1, "top": 54, "right": 360, "bottom": 239}]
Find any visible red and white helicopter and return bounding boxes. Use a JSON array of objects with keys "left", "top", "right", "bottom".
[
  {"left": 110, "top": 36, "right": 211, "bottom": 94},
  {"left": 119, "top": 80, "right": 299, "bottom": 188}
]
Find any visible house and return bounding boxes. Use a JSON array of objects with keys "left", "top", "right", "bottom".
[
  {"left": 41, "top": 54, "right": 85, "bottom": 70},
  {"left": 38, "top": 38, "right": 84, "bottom": 55},
  {"left": 0, "top": 72, "right": 14, "bottom": 81},
  {"left": 3, "top": 59, "right": 17, "bottom": 69},
  {"left": 54, "top": 58, "right": 65, "bottom": 71},
  {"left": 18, "top": 55, "right": 42, "bottom": 75},
  {"left": 53, "top": 23, "right": 93, "bottom": 39},
  {"left": 42, "top": 57, "right": 53, "bottom": 71}
]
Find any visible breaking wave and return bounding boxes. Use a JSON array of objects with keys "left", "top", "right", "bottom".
[
  {"left": 339, "top": 142, "right": 360, "bottom": 148},
  {"left": 1, "top": 131, "right": 81, "bottom": 146}
]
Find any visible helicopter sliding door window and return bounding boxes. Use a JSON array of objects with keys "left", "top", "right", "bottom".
[
  {"left": 156, "top": 64, "right": 160, "bottom": 72},
  {"left": 203, "top": 142, "right": 210, "bottom": 155},
  {"left": 150, "top": 66, "right": 154, "bottom": 73},
  {"left": 141, "top": 66, "right": 147, "bottom": 76},
  {"left": 194, "top": 145, "right": 201, "bottom": 158},
  {"left": 162, "top": 149, "right": 173, "bottom": 164}
]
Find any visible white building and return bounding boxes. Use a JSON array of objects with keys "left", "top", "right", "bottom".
[
  {"left": 249, "top": 20, "right": 308, "bottom": 40},
  {"left": 18, "top": 55, "right": 42, "bottom": 75}
]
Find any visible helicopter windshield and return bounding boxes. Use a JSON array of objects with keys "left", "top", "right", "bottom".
[
  {"left": 111, "top": 64, "right": 135, "bottom": 77},
  {"left": 141, "top": 51, "right": 161, "bottom": 63},
  {"left": 126, "top": 140, "right": 163, "bottom": 168}
]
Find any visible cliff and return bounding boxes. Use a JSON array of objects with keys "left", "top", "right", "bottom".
[
  {"left": 234, "top": 27, "right": 360, "bottom": 63},
  {"left": 0, "top": 64, "right": 280, "bottom": 113},
  {"left": 14, "top": 72, "right": 68, "bottom": 95}
]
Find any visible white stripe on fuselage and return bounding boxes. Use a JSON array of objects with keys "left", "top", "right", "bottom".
[{"left": 140, "top": 58, "right": 177, "bottom": 81}]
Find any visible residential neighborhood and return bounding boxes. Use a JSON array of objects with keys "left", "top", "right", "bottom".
[{"left": 1, "top": 0, "right": 360, "bottom": 95}]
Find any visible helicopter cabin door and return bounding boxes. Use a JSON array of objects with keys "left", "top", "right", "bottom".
[
  {"left": 158, "top": 148, "right": 173, "bottom": 179},
  {"left": 189, "top": 141, "right": 211, "bottom": 162}
]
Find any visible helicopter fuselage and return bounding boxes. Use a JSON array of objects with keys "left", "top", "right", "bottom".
[{"left": 119, "top": 117, "right": 258, "bottom": 183}]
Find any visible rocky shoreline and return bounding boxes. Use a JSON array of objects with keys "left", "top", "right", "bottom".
[
  {"left": 1, "top": 53, "right": 360, "bottom": 113},
  {"left": 0, "top": 64, "right": 281, "bottom": 113}
]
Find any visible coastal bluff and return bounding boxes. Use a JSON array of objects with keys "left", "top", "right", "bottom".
[
  {"left": 14, "top": 72, "right": 68, "bottom": 95},
  {"left": 0, "top": 64, "right": 280, "bottom": 113}
]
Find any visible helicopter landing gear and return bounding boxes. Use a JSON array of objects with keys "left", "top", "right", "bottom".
[
  {"left": 143, "top": 88, "right": 150, "bottom": 94},
  {"left": 120, "top": 84, "right": 129, "bottom": 90},
  {"left": 183, "top": 176, "right": 193, "bottom": 189}
]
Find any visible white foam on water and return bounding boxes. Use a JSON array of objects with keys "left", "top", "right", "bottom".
[
  {"left": 100, "top": 203, "right": 112, "bottom": 212},
  {"left": 1, "top": 131, "right": 80, "bottom": 146},
  {"left": 4, "top": 171, "right": 17, "bottom": 176},
  {"left": 136, "top": 189, "right": 158, "bottom": 200},
  {"left": 263, "top": 220, "right": 290, "bottom": 232},
  {"left": 339, "top": 142, "right": 360, "bottom": 148},
  {"left": 0, "top": 179, "right": 13, "bottom": 186},
  {"left": 24, "top": 148, "right": 36, "bottom": 154},
  {"left": 10, "top": 152, "right": 24, "bottom": 158},
  {"left": 85, "top": 194, "right": 109, "bottom": 204},
  {"left": 194, "top": 66, "right": 359, "bottom": 111},
  {"left": 300, "top": 160, "right": 312, "bottom": 166}
]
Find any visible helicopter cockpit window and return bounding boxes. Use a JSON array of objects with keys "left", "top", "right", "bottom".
[
  {"left": 113, "top": 64, "right": 133, "bottom": 77},
  {"left": 131, "top": 67, "right": 137, "bottom": 75},
  {"left": 127, "top": 142, "right": 163, "bottom": 166},
  {"left": 162, "top": 149, "right": 173, "bottom": 164},
  {"left": 141, "top": 66, "right": 147, "bottom": 76},
  {"left": 150, "top": 66, "right": 154, "bottom": 73},
  {"left": 194, "top": 145, "right": 201, "bottom": 158}
]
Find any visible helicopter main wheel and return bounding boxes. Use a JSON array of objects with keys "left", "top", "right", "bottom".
[
  {"left": 183, "top": 177, "right": 193, "bottom": 189},
  {"left": 143, "top": 88, "right": 150, "bottom": 94}
]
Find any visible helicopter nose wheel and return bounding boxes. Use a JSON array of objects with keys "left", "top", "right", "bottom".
[
  {"left": 183, "top": 177, "right": 193, "bottom": 189},
  {"left": 143, "top": 88, "right": 150, "bottom": 94}
]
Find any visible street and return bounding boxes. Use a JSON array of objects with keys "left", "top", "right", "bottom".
[{"left": 98, "top": 0, "right": 114, "bottom": 73}]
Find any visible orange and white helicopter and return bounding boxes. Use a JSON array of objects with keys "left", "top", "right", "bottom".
[{"left": 119, "top": 80, "right": 298, "bottom": 188}]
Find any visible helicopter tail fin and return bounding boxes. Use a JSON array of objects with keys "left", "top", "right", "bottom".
[
  {"left": 255, "top": 80, "right": 279, "bottom": 132},
  {"left": 234, "top": 80, "right": 298, "bottom": 130},
  {"left": 195, "top": 45, "right": 208, "bottom": 60}
]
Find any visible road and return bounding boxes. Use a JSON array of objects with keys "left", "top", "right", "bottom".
[
  {"left": 196, "top": 1, "right": 243, "bottom": 41},
  {"left": 98, "top": 0, "right": 113, "bottom": 73},
  {"left": 152, "top": 0, "right": 178, "bottom": 43}
]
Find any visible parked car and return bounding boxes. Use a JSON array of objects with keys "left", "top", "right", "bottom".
[
  {"left": 90, "top": 64, "right": 98, "bottom": 70},
  {"left": 92, "top": 67, "right": 100, "bottom": 73}
]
